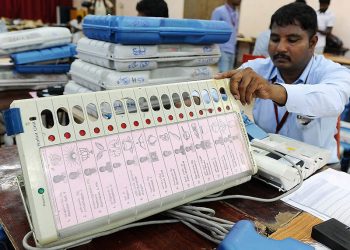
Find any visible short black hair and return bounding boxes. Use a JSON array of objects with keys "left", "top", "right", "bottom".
[
  {"left": 319, "top": 0, "right": 330, "bottom": 4},
  {"left": 295, "top": 0, "right": 306, "bottom": 4},
  {"left": 270, "top": 2, "right": 317, "bottom": 38},
  {"left": 136, "top": 0, "right": 169, "bottom": 18}
]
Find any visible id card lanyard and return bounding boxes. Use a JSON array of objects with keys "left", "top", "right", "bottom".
[{"left": 271, "top": 60, "right": 313, "bottom": 134}]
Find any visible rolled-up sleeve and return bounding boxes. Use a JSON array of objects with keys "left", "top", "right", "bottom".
[
  {"left": 282, "top": 68, "right": 350, "bottom": 117},
  {"left": 211, "top": 9, "right": 220, "bottom": 21}
]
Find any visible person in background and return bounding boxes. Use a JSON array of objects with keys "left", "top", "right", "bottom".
[
  {"left": 215, "top": 2, "right": 350, "bottom": 164},
  {"left": 136, "top": 0, "right": 169, "bottom": 18},
  {"left": 69, "top": 15, "right": 83, "bottom": 43},
  {"left": 211, "top": 0, "right": 241, "bottom": 72},
  {"left": 315, "top": 0, "right": 335, "bottom": 54},
  {"left": 69, "top": 15, "right": 83, "bottom": 33},
  {"left": 91, "top": 0, "right": 114, "bottom": 15},
  {"left": 253, "top": 29, "right": 270, "bottom": 57},
  {"left": 0, "top": 19, "right": 7, "bottom": 33}
]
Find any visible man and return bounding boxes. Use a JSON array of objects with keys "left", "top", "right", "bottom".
[
  {"left": 211, "top": 0, "right": 241, "bottom": 72},
  {"left": 216, "top": 2, "right": 350, "bottom": 163},
  {"left": 90, "top": 0, "right": 114, "bottom": 15},
  {"left": 69, "top": 15, "right": 83, "bottom": 43},
  {"left": 136, "top": 0, "right": 169, "bottom": 18},
  {"left": 252, "top": 29, "right": 270, "bottom": 57},
  {"left": 316, "top": 0, "right": 335, "bottom": 54},
  {"left": 69, "top": 15, "right": 83, "bottom": 33}
]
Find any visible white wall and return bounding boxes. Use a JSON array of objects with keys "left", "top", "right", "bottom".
[
  {"left": 116, "top": 0, "right": 138, "bottom": 16},
  {"left": 239, "top": 0, "right": 350, "bottom": 50},
  {"left": 166, "top": 0, "right": 184, "bottom": 18}
]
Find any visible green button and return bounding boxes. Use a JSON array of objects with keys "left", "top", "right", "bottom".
[{"left": 38, "top": 188, "right": 45, "bottom": 194}]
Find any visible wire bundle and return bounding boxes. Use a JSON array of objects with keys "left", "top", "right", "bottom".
[{"left": 165, "top": 205, "right": 235, "bottom": 244}]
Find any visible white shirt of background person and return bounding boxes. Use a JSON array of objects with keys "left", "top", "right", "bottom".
[
  {"left": 94, "top": 0, "right": 114, "bottom": 15},
  {"left": 316, "top": 9, "right": 335, "bottom": 54},
  {"left": 94, "top": 0, "right": 107, "bottom": 15},
  {"left": 253, "top": 29, "right": 271, "bottom": 58}
]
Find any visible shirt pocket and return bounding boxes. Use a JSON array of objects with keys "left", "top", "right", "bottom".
[
  {"left": 294, "top": 118, "right": 320, "bottom": 145},
  {"left": 295, "top": 117, "right": 316, "bottom": 130}
]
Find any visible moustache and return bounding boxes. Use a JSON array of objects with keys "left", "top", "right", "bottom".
[{"left": 273, "top": 54, "right": 291, "bottom": 61}]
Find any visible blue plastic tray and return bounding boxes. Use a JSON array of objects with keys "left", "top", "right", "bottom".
[
  {"left": 83, "top": 15, "right": 232, "bottom": 45},
  {"left": 11, "top": 44, "right": 76, "bottom": 65},
  {"left": 14, "top": 64, "right": 71, "bottom": 74},
  {"left": 218, "top": 220, "right": 314, "bottom": 250}
]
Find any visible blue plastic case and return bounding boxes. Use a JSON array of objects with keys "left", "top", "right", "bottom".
[
  {"left": 11, "top": 44, "right": 76, "bottom": 65},
  {"left": 83, "top": 15, "right": 232, "bottom": 45},
  {"left": 11, "top": 44, "right": 76, "bottom": 74},
  {"left": 218, "top": 220, "right": 314, "bottom": 250},
  {"left": 14, "top": 64, "right": 71, "bottom": 74}
]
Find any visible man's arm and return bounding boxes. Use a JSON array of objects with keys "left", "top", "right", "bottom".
[
  {"left": 215, "top": 66, "right": 350, "bottom": 118},
  {"left": 211, "top": 8, "right": 221, "bottom": 21},
  {"left": 215, "top": 67, "right": 287, "bottom": 106},
  {"left": 318, "top": 13, "right": 335, "bottom": 36},
  {"left": 318, "top": 26, "right": 333, "bottom": 36}
]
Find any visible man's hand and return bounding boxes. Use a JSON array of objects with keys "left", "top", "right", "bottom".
[{"left": 215, "top": 67, "right": 287, "bottom": 106}]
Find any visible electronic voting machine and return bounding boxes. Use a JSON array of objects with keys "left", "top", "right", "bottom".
[{"left": 4, "top": 79, "right": 257, "bottom": 248}]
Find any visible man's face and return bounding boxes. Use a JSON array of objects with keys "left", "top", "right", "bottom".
[
  {"left": 227, "top": 0, "right": 241, "bottom": 7},
  {"left": 319, "top": 3, "right": 329, "bottom": 12},
  {"left": 268, "top": 22, "right": 317, "bottom": 72}
]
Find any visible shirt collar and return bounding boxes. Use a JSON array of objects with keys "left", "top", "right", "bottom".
[
  {"left": 269, "top": 56, "right": 315, "bottom": 84},
  {"left": 225, "top": 3, "right": 235, "bottom": 12},
  {"left": 317, "top": 9, "right": 330, "bottom": 14}
]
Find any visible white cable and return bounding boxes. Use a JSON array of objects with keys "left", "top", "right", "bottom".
[
  {"left": 178, "top": 206, "right": 234, "bottom": 226},
  {"left": 166, "top": 214, "right": 224, "bottom": 243},
  {"left": 166, "top": 210, "right": 228, "bottom": 233},
  {"left": 165, "top": 205, "right": 235, "bottom": 244},
  {"left": 22, "top": 219, "right": 179, "bottom": 250},
  {"left": 166, "top": 210, "right": 223, "bottom": 235},
  {"left": 181, "top": 220, "right": 221, "bottom": 244},
  {"left": 179, "top": 205, "right": 216, "bottom": 215},
  {"left": 206, "top": 190, "right": 225, "bottom": 198}
]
